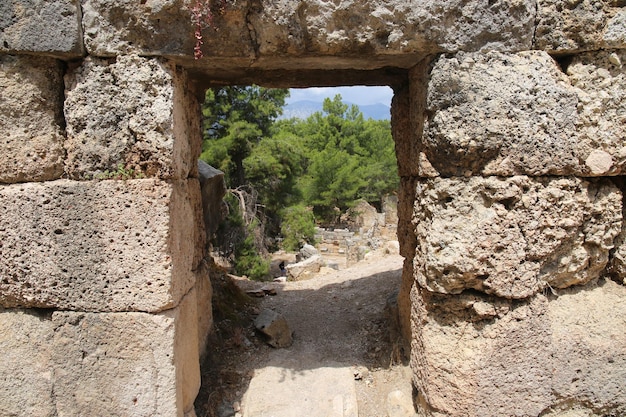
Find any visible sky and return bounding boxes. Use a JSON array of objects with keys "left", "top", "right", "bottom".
[{"left": 286, "top": 86, "right": 393, "bottom": 107}]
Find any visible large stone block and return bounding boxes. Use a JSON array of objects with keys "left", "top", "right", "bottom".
[
  {"left": 0, "top": 289, "right": 200, "bottom": 417},
  {"left": 0, "top": 55, "right": 65, "bottom": 184},
  {"left": 535, "top": 0, "right": 625, "bottom": 53},
  {"left": 0, "top": 178, "right": 202, "bottom": 312},
  {"left": 0, "top": 0, "right": 84, "bottom": 57},
  {"left": 412, "top": 279, "right": 626, "bottom": 417},
  {"left": 414, "top": 176, "right": 622, "bottom": 299},
  {"left": 81, "top": 0, "right": 253, "bottom": 58},
  {"left": 80, "top": 0, "right": 534, "bottom": 66},
  {"left": 422, "top": 51, "right": 579, "bottom": 177},
  {"left": 568, "top": 49, "right": 626, "bottom": 176},
  {"left": 64, "top": 54, "right": 201, "bottom": 180},
  {"left": 0, "top": 308, "right": 56, "bottom": 417},
  {"left": 250, "top": 0, "right": 535, "bottom": 60},
  {"left": 421, "top": 50, "right": 626, "bottom": 177}
]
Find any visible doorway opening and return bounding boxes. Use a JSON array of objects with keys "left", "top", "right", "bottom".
[{"left": 191, "top": 74, "right": 414, "bottom": 417}]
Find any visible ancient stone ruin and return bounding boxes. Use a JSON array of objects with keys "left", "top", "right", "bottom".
[{"left": 1, "top": 1, "right": 625, "bottom": 416}]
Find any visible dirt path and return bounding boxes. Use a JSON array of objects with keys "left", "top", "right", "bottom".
[{"left": 195, "top": 251, "right": 415, "bottom": 417}]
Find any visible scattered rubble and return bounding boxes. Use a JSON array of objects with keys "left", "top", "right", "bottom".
[{"left": 253, "top": 309, "right": 293, "bottom": 348}]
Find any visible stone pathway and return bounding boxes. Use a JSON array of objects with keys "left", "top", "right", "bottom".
[
  {"left": 242, "top": 365, "right": 358, "bottom": 417},
  {"left": 233, "top": 253, "right": 416, "bottom": 417}
]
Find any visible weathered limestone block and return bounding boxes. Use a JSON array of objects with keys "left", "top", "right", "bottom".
[
  {"left": 0, "top": 0, "right": 84, "bottom": 57},
  {"left": 411, "top": 279, "right": 626, "bottom": 417},
  {"left": 421, "top": 50, "right": 626, "bottom": 177},
  {"left": 0, "top": 178, "right": 202, "bottom": 312},
  {"left": 81, "top": 0, "right": 535, "bottom": 65},
  {"left": 346, "top": 200, "right": 382, "bottom": 237},
  {"left": 0, "top": 55, "right": 65, "bottom": 183},
  {"left": 286, "top": 254, "right": 324, "bottom": 281},
  {"left": 198, "top": 160, "right": 226, "bottom": 240},
  {"left": 55, "top": 288, "right": 199, "bottom": 417},
  {"left": 604, "top": 7, "right": 626, "bottom": 47},
  {"left": 254, "top": 308, "right": 293, "bottom": 348},
  {"left": 81, "top": 0, "right": 253, "bottom": 58},
  {"left": 383, "top": 194, "right": 399, "bottom": 227},
  {"left": 414, "top": 176, "right": 622, "bottom": 299},
  {"left": 0, "top": 291, "right": 200, "bottom": 417},
  {"left": 195, "top": 260, "right": 213, "bottom": 358},
  {"left": 251, "top": 0, "right": 535, "bottom": 60},
  {"left": 568, "top": 49, "right": 626, "bottom": 176},
  {"left": 0, "top": 308, "right": 56, "bottom": 417},
  {"left": 423, "top": 51, "right": 580, "bottom": 177},
  {"left": 535, "top": 0, "right": 625, "bottom": 53},
  {"left": 64, "top": 54, "right": 201, "bottom": 180}
]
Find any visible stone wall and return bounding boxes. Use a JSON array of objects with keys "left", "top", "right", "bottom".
[{"left": 1, "top": 0, "right": 625, "bottom": 416}]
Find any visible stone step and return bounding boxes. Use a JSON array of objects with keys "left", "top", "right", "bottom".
[{"left": 241, "top": 366, "right": 358, "bottom": 417}]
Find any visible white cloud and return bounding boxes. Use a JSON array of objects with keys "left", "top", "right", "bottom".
[{"left": 286, "top": 86, "right": 393, "bottom": 106}]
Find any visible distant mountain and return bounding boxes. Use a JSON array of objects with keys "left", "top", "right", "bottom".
[{"left": 280, "top": 100, "right": 391, "bottom": 121}]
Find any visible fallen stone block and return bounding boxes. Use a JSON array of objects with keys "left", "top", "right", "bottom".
[
  {"left": 198, "top": 160, "right": 226, "bottom": 240},
  {"left": 286, "top": 255, "right": 324, "bottom": 281},
  {"left": 254, "top": 309, "right": 293, "bottom": 348},
  {"left": 298, "top": 243, "right": 319, "bottom": 261}
]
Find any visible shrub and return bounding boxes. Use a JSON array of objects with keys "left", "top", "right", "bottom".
[
  {"left": 280, "top": 204, "right": 316, "bottom": 251},
  {"left": 233, "top": 221, "right": 270, "bottom": 280}
]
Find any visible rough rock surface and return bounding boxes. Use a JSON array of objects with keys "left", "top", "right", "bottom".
[
  {"left": 198, "top": 160, "right": 226, "bottom": 241},
  {"left": 0, "top": 179, "right": 202, "bottom": 312},
  {"left": 414, "top": 176, "right": 622, "bottom": 299},
  {"left": 568, "top": 49, "right": 626, "bottom": 175},
  {"left": 0, "top": 308, "right": 56, "bottom": 417},
  {"left": 424, "top": 51, "right": 579, "bottom": 177},
  {"left": 412, "top": 279, "right": 626, "bottom": 417},
  {"left": 81, "top": 0, "right": 253, "bottom": 59},
  {"left": 286, "top": 254, "right": 325, "bottom": 281},
  {"left": 254, "top": 309, "right": 293, "bottom": 348},
  {"left": 0, "top": 55, "right": 65, "bottom": 183},
  {"left": 195, "top": 261, "right": 214, "bottom": 358},
  {"left": 0, "top": 289, "right": 200, "bottom": 417},
  {"left": 535, "top": 0, "right": 625, "bottom": 53},
  {"left": 64, "top": 54, "right": 200, "bottom": 180},
  {"left": 251, "top": 0, "right": 535, "bottom": 58},
  {"left": 422, "top": 50, "right": 626, "bottom": 177},
  {"left": 0, "top": 0, "right": 84, "bottom": 57},
  {"left": 604, "top": 7, "right": 626, "bottom": 47},
  {"left": 79, "top": 0, "right": 535, "bottom": 67}
]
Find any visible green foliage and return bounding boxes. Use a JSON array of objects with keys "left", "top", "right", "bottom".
[
  {"left": 201, "top": 88, "right": 398, "bottom": 255},
  {"left": 244, "top": 133, "right": 306, "bottom": 215},
  {"left": 293, "top": 94, "right": 398, "bottom": 222},
  {"left": 280, "top": 204, "right": 316, "bottom": 251},
  {"left": 233, "top": 221, "right": 270, "bottom": 281},
  {"left": 201, "top": 86, "right": 289, "bottom": 187},
  {"left": 213, "top": 193, "right": 269, "bottom": 281}
]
